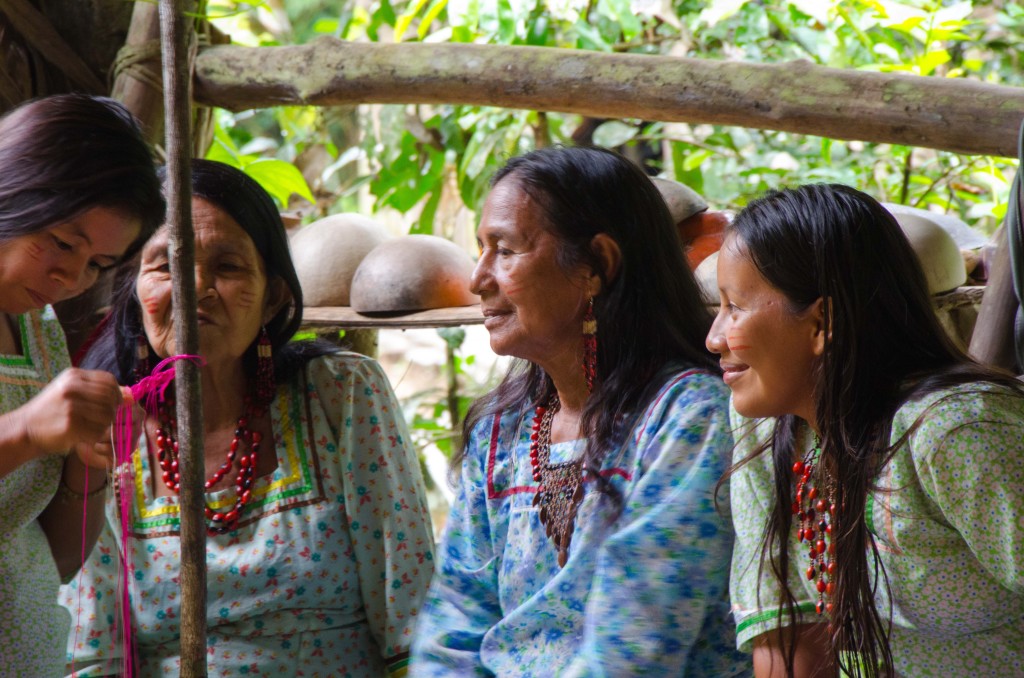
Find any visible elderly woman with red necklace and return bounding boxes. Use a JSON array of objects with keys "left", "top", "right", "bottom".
[
  {"left": 710, "top": 184, "right": 1024, "bottom": 677},
  {"left": 411, "top": 146, "right": 748, "bottom": 676},
  {"left": 61, "top": 159, "right": 434, "bottom": 677}
]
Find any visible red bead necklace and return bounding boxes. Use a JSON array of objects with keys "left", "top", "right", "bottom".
[
  {"left": 529, "top": 394, "right": 584, "bottom": 568},
  {"left": 792, "top": 437, "right": 836, "bottom": 615},
  {"left": 155, "top": 396, "right": 264, "bottom": 535}
]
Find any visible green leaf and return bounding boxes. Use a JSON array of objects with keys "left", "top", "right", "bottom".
[
  {"left": 592, "top": 120, "right": 639, "bottom": 148},
  {"left": 683, "top": 149, "right": 714, "bottom": 172},
  {"left": 913, "top": 49, "right": 950, "bottom": 76},
  {"left": 243, "top": 159, "right": 315, "bottom": 207}
]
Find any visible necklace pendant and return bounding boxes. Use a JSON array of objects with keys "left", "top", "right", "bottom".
[{"left": 528, "top": 395, "right": 585, "bottom": 569}]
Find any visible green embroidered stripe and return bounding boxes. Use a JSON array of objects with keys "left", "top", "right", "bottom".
[
  {"left": 865, "top": 492, "right": 876, "bottom": 536},
  {"left": 0, "top": 315, "right": 32, "bottom": 367},
  {"left": 736, "top": 601, "right": 819, "bottom": 635}
]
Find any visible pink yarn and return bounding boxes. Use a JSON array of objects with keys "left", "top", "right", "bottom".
[{"left": 71, "top": 354, "right": 204, "bottom": 677}]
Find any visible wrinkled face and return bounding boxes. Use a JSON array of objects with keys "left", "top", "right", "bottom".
[
  {"left": 706, "top": 234, "right": 822, "bottom": 423},
  {"left": 137, "top": 197, "right": 279, "bottom": 365},
  {"left": 0, "top": 205, "right": 140, "bottom": 314},
  {"left": 470, "top": 179, "right": 591, "bottom": 371}
]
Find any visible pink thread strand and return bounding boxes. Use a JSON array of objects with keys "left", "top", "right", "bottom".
[{"left": 106, "top": 354, "right": 204, "bottom": 676}]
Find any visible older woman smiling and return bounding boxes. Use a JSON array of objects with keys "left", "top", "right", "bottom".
[{"left": 412, "top": 146, "right": 747, "bottom": 676}]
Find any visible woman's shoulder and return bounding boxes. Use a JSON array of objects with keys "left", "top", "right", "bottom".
[
  {"left": 301, "top": 349, "right": 386, "bottom": 379},
  {"left": 898, "top": 379, "right": 1024, "bottom": 426},
  {"left": 647, "top": 365, "right": 729, "bottom": 411}
]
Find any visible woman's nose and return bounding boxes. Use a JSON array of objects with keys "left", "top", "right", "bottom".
[
  {"left": 50, "top": 255, "right": 91, "bottom": 293},
  {"left": 469, "top": 255, "right": 490, "bottom": 296},
  {"left": 706, "top": 311, "right": 727, "bottom": 355},
  {"left": 195, "top": 266, "right": 215, "bottom": 298}
]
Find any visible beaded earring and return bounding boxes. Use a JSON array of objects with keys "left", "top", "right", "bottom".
[
  {"left": 134, "top": 335, "right": 151, "bottom": 382},
  {"left": 255, "top": 326, "right": 275, "bottom": 407},
  {"left": 582, "top": 297, "right": 597, "bottom": 393}
]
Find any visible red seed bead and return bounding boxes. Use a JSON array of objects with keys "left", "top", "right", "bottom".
[
  {"left": 816, "top": 600, "right": 825, "bottom": 615},
  {"left": 792, "top": 461, "right": 804, "bottom": 475},
  {"left": 251, "top": 431, "right": 263, "bottom": 444},
  {"left": 816, "top": 540, "right": 827, "bottom": 554},
  {"left": 230, "top": 439, "right": 239, "bottom": 452},
  {"left": 808, "top": 486, "right": 818, "bottom": 500},
  {"left": 826, "top": 602, "right": 834, "bottom": 614},
  {"left": 816, "top": 499, "right": 827, "bottom": 512},
  {"left": 224, "top": 510, "right": 239, "bottom": 524},
  {"left": 241, "top": 490, "right": 252, "bottom": 504},
  {"left": 817, "top": 580, "right": 827, "bottom": 593},
  {"left": 826, "top": 582, "right": 835, "bottom": 595},
  {"left": 806, "top": 566, "right": 816, "bottom": 580},
  {"left": 828, "top": 561, "right": 837, "bottom": 575}
]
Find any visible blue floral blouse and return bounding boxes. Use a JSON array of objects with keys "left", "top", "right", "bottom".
[{"left": 411, "top": 368, "right": 749, "bottom": 676}]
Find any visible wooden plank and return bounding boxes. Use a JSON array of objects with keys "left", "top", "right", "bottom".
[{"left": 302, "top": 304, "right": 485, "bottom": 330}]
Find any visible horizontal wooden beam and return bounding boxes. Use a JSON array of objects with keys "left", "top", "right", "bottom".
[
  {"left": 302, "top": 303, "right": 484, "bottom": 330},
  {"left": 194, "top": 39, "right": 1024, "bottom": 157}
]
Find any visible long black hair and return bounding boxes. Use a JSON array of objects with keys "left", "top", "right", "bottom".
[
  {"left": 0, "top": 93, "right": 163, "bottom": 258},
  {"left": 83, "top": 159, "right": 333, "bottom": 384},
  {"left": 728, "top": 183, "right": 1024, "bottom": 677},
  {"left": 456, "top": 145, "right": 717, "bottom": 497}
]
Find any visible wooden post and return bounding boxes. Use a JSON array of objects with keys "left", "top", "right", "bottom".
[
  {"left": 112, "top": 0, "right": 163, "bottom": 145},
  {"left": 969, "top": 226, "right": 1018, "bottom": 370},
  {"left": 159, "top": 0, "right": 206, "bottom": 675}
]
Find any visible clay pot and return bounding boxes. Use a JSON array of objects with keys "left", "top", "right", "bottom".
[
  {"left": 678, "top": 210, "right": 730, "bottom": 270},
  {"left": 890, "top": 211, "right": 967, "bottom": 294},
  {"left": 350, "top": 234, "right": 479, "bottom": 313},
  {"left": 290, "top": 214, "right": 390, "bottom": 306}
]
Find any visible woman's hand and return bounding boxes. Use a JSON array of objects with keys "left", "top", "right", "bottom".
[{"left": 14, "top": 367, "right": 126, "bottom": 461}]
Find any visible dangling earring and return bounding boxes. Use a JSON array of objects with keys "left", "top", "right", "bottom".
[
  {"left": 582, "top": 297, "right": 597, "bottom": 393},
  {"left": 133, "top": 335, "right": 151, "bottom": 382},
  {"left": 255, "top": 326, "right": 275, "bottom": 407}
]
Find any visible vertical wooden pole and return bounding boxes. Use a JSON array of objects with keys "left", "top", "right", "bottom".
[
  {"left": 159, "top": 0, "right": 207, "bottom": 675},
  {"left": 969, "top": 225, "right": 1019, "bottom": 370}
]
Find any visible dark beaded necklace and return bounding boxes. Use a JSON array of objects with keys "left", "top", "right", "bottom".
[
  {"left": 793, "top": 436, "right": 836, "bottom": 615},
  {"left": 155, "top": 396, "right": 264, "bottom": 535},
  {"left": 529, "top": 394, "right": 584, "bottom": 568}
]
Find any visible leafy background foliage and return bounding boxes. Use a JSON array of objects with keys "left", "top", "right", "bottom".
[
  {"left": 208, "top": 0, "right": 1022, "bottom": 232},
  {"left": 203, "top": 1, "right": 1023, "bottom": 502}
]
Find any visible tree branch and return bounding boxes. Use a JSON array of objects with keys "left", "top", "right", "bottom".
[{"left": 193, "top": 39, "right": 1024, "bottom": 157}]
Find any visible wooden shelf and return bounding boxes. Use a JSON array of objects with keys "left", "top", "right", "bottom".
[{"left": 301, "top": 304, "right": 485, "bottom": 330}]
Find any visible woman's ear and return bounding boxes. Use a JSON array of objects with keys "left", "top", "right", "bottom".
[
  {"left": 262, "top": 277, "right": 292, "bottom": 325},
  {"left": 588, "top": 233, "right": 622, "bottom": 297},
  {"left": 809, "top": 297, "right": 831, "bottom": 356}
]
